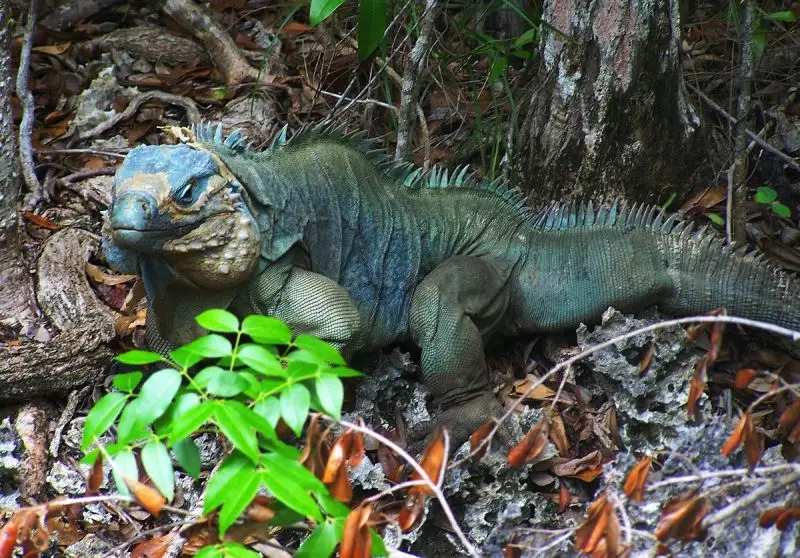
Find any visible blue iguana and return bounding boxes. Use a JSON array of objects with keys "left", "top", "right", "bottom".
[{"left": 103, "top": 123, "right": 800, "bottom": 446}]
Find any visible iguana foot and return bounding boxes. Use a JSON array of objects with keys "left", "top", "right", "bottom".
[{"left": 409, "top": 392, "right": 514, "bottom": 455}]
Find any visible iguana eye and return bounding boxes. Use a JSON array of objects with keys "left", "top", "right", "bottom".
[{"left": 175, "top": 179, "right": 197, "bottom": 206}]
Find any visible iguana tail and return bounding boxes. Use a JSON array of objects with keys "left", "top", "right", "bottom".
[{"left": 658, "top": 223, "right": 800, "bottom": 332}]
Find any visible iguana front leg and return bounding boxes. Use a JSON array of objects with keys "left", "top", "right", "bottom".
[
  {"left": 409, "top": 256, "right": 513, "bottom": 449},
  {"left": 236, "top": 260, "right": 363, "bottom": 358}
]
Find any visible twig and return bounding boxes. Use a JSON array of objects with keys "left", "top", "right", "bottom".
[
  {"left": 78, "top": 91, "right": 201, "bottom": 140},
  {"left": 688, "top": 84, "right": 800, "bottom": 173},
  {"left": 646, "top": 463, "right": 799, "bottom": 491},
  {"left": 337, "top": 418, "right": 479, "bottom": 557},
  {"left": 395, "top": 0, "right": 440, "bottom": 162},
  {"left": 701, "top": 469, "right": 800, "bottom": 529},
  {"left": 16, "top": 0, "right": 44, "bottom": 206},
  {"left": 726, "top": 0, "right": 754, "bottom": 243},
  {"left": 454, "top": 314, "right": 800, "bottom": 464},
  {"left": 317, "top": 89, "right": 398, "bottom": 112},
  {"left": 37, "top": 148, "right": 129, "bottom": 157}
]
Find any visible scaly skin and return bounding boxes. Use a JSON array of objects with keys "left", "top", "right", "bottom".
[{"left": 104, "top": 123, "right": 800, "bottom": 448}]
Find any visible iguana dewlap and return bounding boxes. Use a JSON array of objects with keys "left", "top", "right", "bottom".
[{"left": 103, "top": 122, "right": 800, "bottom": 447}]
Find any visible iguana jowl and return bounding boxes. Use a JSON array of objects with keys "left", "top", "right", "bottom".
[{"left": 103, "top": 123, "right": 800, "bottom": 445}]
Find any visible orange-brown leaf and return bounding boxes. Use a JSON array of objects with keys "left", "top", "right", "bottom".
[
  {"left": 340, "top": 505, "right": 372, "bottom": 558},
  {"left": 778, "top": 400, "right": 800, "bottom": 432},
  {"left": 687, "top": 361, "right": 707, "bottom": 418},
  {"left": 548, "top": 410, "right": 570, "bottom": 457},
  {"left": 558, "top": 483, "right": 570, "bottom": 514},
  {"left": 131, "top": 534, "right": 174, "bottom": 558},
  {"left": 655, "top": 494, "right": 710, "bottom": 542},
  {"left": 0, "top": 516, "right": 21, "bottom": 558},
  {"left": 575, "top": 494, "right": 611, "bottom": 553},
  {"left": 323, "top": 431, "right": 353, "bottom": 484},
  {"left": 397, "top": 492, "right": 426, "bottom": 533},
  {"left": 124, "top": 478, "right": 166, "bottom": 517},
  {"left": 759, "top": 507, "right": 786, "bottom": 528},
  {"left": 329, "top": 459, "right": 353, "bottom": 503},
  {"left": 734, "top": 368, "right": 759, "bottom": 389},
  {"left": 87, "top": 453, "right": 103, "bottom": 495},
  {"left": 775, "top": 508, "right": 800, "bottom": 531},
  {"left": 623, "top": 455, "right": 652, "bottom": 502},
  {"left": 246, "top": 496, "right": 276, "bottom": 523},
  {"left": 638, "top": 340, "right": 654, "bottom": 376},
  {"left": 24, "top": 212, "right": 58, "bottom": 230},
  {"left": 742, "top": 413, "right": 763, "bottom": 470},
  {"left": 469, "top": 420, "right": 495, "bottom": 460},
  {"left": 507, "top": 420, "right": 548, "bottom": 468},
  {"left": 720, "top": 413, "right": 748, "bottom": 456},
  {"left": 414, "top": 428, "right": 446, "bottom": 489},
  {"left": 349, "top": 431, "right": 366, "bottom": 468},
  {"left": 300, "top": 414, "right": 329, "bottom": 479}
]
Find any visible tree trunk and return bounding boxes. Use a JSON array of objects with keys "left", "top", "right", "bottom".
[
  {"left": 521, "top": 0, "right": 704, "bottom": 203},
  {"left": 0, "top": 0, "right": 37, "bottom": 329}
]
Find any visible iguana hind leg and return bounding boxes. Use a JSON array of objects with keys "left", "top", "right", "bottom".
[{"left": 409, "top": 256, "right": 512, "bottom": 448}]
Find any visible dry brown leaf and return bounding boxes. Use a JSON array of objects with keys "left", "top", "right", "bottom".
[
  {"left": 323, "top": 431, "right": 353, "bottom": 484},
  {"left": 0, "top": 516, "right": 21, "bottom": 558},
  {"left": 558, "top": 483, "right": 570, "bottom": 514},
  {"left": 547, "top": 410, "right": 570, "bottom": 456},
  {"left": 623, "top": 455, "right": 652, "bottom": 502},
  {"left": 329, "top": 459, "right": 353, "bottom": 503},
  {"left": 469, "top": 420, "right": 495, "bottom": 460},
  {"left": 720, "top": 412, "right": 748, "bottom": 456},
  {"left": 349, "top": 430, "right": 366, "bottom": 468},
  {"left": 553, "top": 450, "right": 603, "bottom": 479},
  {"left": 638, "top": 340, "right": 654, "bottom": 376},
  {"left": 513, "top": 376, "right": 556, "bottom": 400},
  {"left": 340, "top": 504, "right": 372, "bottom": 558},
  {"left": 574, "top": 494, "right": 621, "bottom": 556},
  {"left": 778, "top": 400, "right": 800, "bottom": 432},
  {"left": 86, "top": 262, "right": 137, "bottom": 286},
  {"left": 246, "top": 496, "right": 276, "bottom": 523},
  {"left": 123, "top": 478, "right": 166, "bottom": 517},
  {"left": 32, "top": 42, "right": 71, "bottom": 55},
  {"left": 87, "top": 453, "right": 103, "bottom": 495},
  {"left": 414, "top": 428, "right": 446, "bottom": 490},
  {"left": 131, "top": 533, "right": 174, "bottom": 558},
  {"left": 655, "top": 493, "right": 710, "bottom": 542},
  {"left": 24, "top": 212, "right": 58, "bottom": 230},
  {"left": 398, "top": 491, "right": 425, "bottom": 533},
  {"left": 734, "top": 368, "right": 760, "bottom": 389},
  {"left": 507, "top": 420, "right": 549, "bottom": 468},
  {"left": 687, "top": 360, "right": 707, "bottom": 418}
]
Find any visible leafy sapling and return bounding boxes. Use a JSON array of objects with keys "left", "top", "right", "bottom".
[{"left": 81, "top": 309, "right": 387, "bottom": 556}]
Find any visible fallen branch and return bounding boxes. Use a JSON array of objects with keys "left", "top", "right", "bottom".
[{"left": 16, "top": 0, "right": 44, "bottom": 207}]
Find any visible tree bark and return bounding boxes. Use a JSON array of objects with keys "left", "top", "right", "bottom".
[
  {"left": 521, "top": 0, "right": 704, "bottom": 203},
  {"left": 0, "top": 0, "right": 36, "bottom": 329}
]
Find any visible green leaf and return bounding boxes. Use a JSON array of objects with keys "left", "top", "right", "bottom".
[
  {"left": 168, "top": 346, "right": 205, "bottom": 369},
  {"left": 513, "top": 28, "right": 537, "bottom": 48},
  {"left": 328, "top": 366, "right": 362, "bottom": 378},
  {"left": 262, "top": 453, "right": 325, "bottom": 492},
  {"left": 141, "top": 439, "right": 175, "bottom": 501},
  {"left": 755, "top": 186, "right": 778, "bottom": 204},
  {"left": 207, "top": 371, "right": 247, "bottom": 397},
  {"left": 215, "top": 403, "right": 259, "bottom": 462},
  {"left": 168, "top": 402, "right": 215, "bottom": 444},
  {"left": 309, "top": 0, "right": 347, "bottom": 25},
  {"left": 706, "top": 213, "right": 725, "bottom": 227},
  {"left": 111, "top": 448, "right": 138, "bottom": 497},
  {"left": 371, "top": 528, "right": 389, "bottom": 556},
  {"left": 280, "top": 383, "right": 311, "bottom": 436},
  {"left": 115, "top": 349, "right": 164, "bottom": 365},
  {"left": 260, "top": 469, "right": 322, "bottom": 522},
  {"left": 116, "top": 399, "right": 152, "bottom": 445},
  {"left": 195, "top": 309, "right": 239, "bottom": 333},
  {"left": 763, "top": 10, "right": 796, "bottom": 22},
  {"left": 218, "top": 466, "right": 260, "bottom": 535},
  {"left": 112, "top": 371, "right": 143, "bottom": 392},
  {"left": 293, "top": 335, "right": 345, "bottom": 364},
  {"left": 219, "top": 542, "right": 262, "bottom": 558},
  {"left": 154, "top": 392, "right": 201, "bottom": 436},
  {"left": 750, "top": 30, "right": 766, "bottom": 59},
  {"left": 296, "top": 521, "right": 337, "bottom": 558},
  {"left": 137, "top": 368, "right": 183, "bottom": 424},
  {"left": 241, "top": 315, "right": 292, "bottom": 345},
  {"left": 195, "top": 547, "right": 223, "bottom": 558},
  {"left": 357, "top": 0, "right": 387, "bottom": 60},
  {"left": 286, "top": 359, "right": 319, "bottom": 378},
  {"left": 317, "top": 493, "right": 351, "bottom": 517},
  {"left": 772, "top": 203, "right": 792, "bottom": 218},
  {"left": 192, "top": 366, "right": 225, "bottom": 390},
  {"left": 236, "top": 343, "right": 283, "bottom": 376},
  {"left": 82, "top": 392, "right": 128, "bottom": 450},
  {"left": 172, "top": 438, "right": 201, "bottom": 478},
  {"left": 184, "top": 334, "right": 233, "bottom": 359},
  {"left": 253, "top": 397, "right": 281, "bottom": 427},
  {"left": 315, "top": 374, "right": 343, "bottom": 419},
  {"left": 204, "top": 452, "right": 252, "bottom": 513},
  {"left": 228, "top": 400, "right": 277, "bottom": 441}
]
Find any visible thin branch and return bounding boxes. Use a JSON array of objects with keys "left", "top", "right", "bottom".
[
  {"left": 337, "top": 419, "right": 479, "bottom": 557},
  {"left": 646, "top": 463, "right": 800, "bottom": 491},
  {"left": 16, "top": 0, "right": 43, "bottom": 205},
  {"left": 688, "top": 84, "right": 800, "bottom": 173},
  {"left": 395, "top": 0, "right": 441, "bottom": 162},
  {"left": 701, "top": 469, "right": 800, "bottom": 529}
]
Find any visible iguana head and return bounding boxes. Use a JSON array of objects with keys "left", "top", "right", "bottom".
[{"left": 105, "top": 142, "right": 261, "bottom": 291}]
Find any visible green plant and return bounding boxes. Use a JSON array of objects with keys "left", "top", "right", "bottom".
[
  {"left": 81, "top": 310, "right": 386, "bottom": 557},
  {"left": 309, "top": 0, "right": 387, "bottom": 60},
  {"left": 754, "top": 185, "right": 791, "bottom": 218}
]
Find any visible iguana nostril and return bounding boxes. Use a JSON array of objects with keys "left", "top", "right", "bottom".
[{"left": 111, "top": 192, "right": 158, "bottom": 227}]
